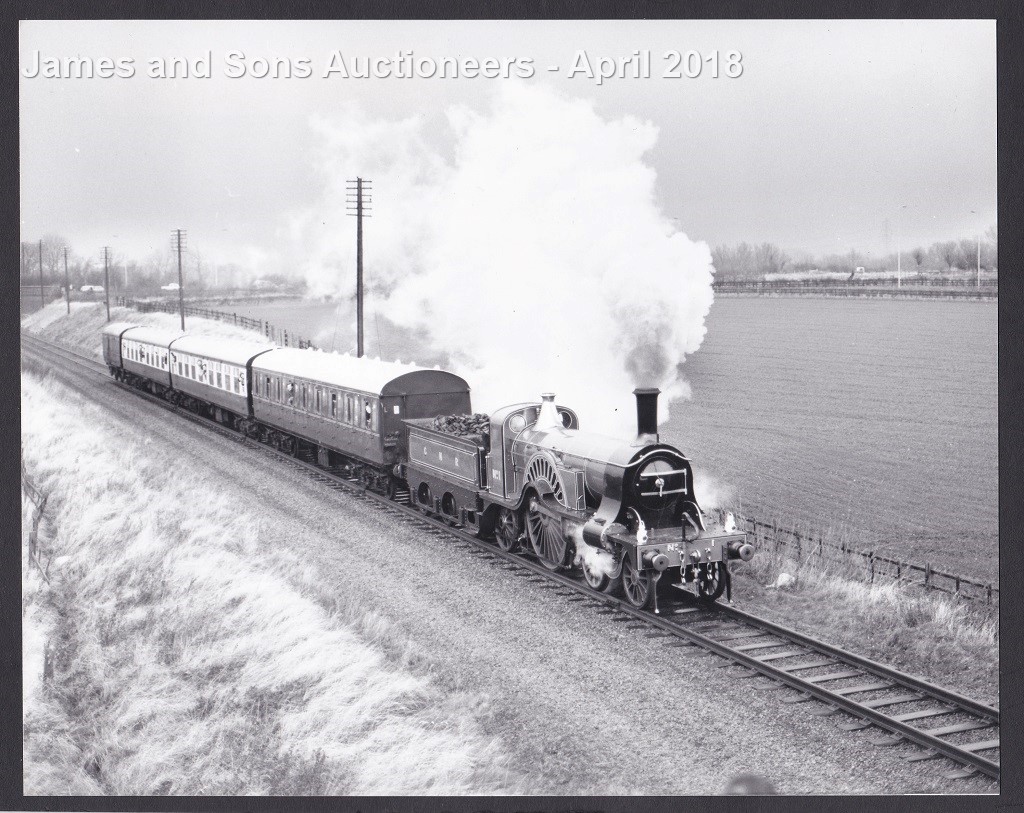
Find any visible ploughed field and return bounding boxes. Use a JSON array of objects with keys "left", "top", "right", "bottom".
[
  {"left": 672, "top": 297, "right": 997, "bottom": 584},
  {"left": 226, "top": 295, "right": 998, "bottom": 583}
]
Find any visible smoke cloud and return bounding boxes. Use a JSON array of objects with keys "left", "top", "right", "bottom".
[{"left": 288, "top": 83, "right": 715, "bottom": 435}]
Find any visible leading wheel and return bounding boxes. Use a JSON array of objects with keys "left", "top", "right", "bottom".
[
  {"left": 526, "top": 496, "right": 572, "bottom": 571},
  {"left": 621, "top": 554, "right": 654, "bottom": 609},
  {"left": 495, "top": 507, "right": 522, "bottom": 553},
  {"left": 697, "top": 562, "right": 727, "bottom": 602}
]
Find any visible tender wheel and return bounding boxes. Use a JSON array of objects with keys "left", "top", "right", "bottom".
[
  {"left": 495, "top": 507, "right": 522, "bottom": 553},
  {"left": 697, "top": 562, "right": 727, "bottom": 602},
  {"left": 621, "top": 554, "right": 654, "bottom": 609},
  {"left": 526, "top": 496, "right": 572, "bottom": 570}
]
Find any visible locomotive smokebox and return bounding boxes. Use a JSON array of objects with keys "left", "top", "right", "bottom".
[{"left": 633, "top": 388, "right": 660, "bottom": 444}]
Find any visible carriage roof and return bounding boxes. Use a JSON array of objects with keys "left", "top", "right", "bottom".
[
  {"left": 251, "top": 347, "right": 469, "bottom": 397},
  {"left": 100, "top": 321, "right": 140, "bottom": 339},
  {"left": 120, "top": 325, "right": 186, "bottom": 348},
  {"left": 170, "top": 334, "right": 274, "bottom": 367}
]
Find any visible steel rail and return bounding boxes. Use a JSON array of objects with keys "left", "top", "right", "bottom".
[
  {"left": 717, "top": 604, "right": 999, "bottom": 722},
  {"left": 21, "top": 332, "right": 1000, "bottom": 782}
]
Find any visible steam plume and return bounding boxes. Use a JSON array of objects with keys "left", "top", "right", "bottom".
[{"left": 289, "top": 84, "right": 715, "bottom": 435}]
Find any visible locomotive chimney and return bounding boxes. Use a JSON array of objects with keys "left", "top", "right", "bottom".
[
  {"left": 633, "top": 388, "right": 660, "bottom": 444},
  {"left": 536, "top": 392, "right": 562, "bottom": 430}
]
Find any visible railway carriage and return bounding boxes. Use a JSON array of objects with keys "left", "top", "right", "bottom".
[
  {"left": 105, "top": 324, "right": 184, "bottom": 393},
  {"left": 100, "top": 321, "right": 137, "bottom": 371},
  {"left": 249, "top": 348, "right": 471, "bottom": 491},
  {"left": 168, "top": 335, "right": 273, "bottom": 427}
]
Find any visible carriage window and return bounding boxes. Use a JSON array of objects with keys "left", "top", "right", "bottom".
[
  {"left": 330, "top": 392, "right": 338, "bottom": 418},
  {"left": 301, "top": 384, "right": 308, "bottom": 409},
  {"left": 286, "top": 381, "right": 295, "bottom": 406},
  {"left": 191, "top": 364, "right": 196, "bottom": 379},
  {"left": 216, "top": 373, "right": 222, "bottom": 388},
  {"left": 363, "top": 397, "right": 373, "bottom": 429}
]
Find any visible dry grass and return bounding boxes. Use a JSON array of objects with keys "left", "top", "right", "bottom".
[
  {"left": 23, "top": 480, "right": 105, "bottom": 796},
  {"left": 21, "top": 371, "right": 520, "bottom": 795},
  {"left": 729, "top": 527, "right": 998, "bottom": 701}
]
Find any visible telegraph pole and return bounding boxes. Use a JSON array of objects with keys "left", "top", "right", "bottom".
[
  {"left": 63, "top": 247, "right": 70, "bottom": 314},
  {"left": 172, "top": 229, "right": 187, "bottom": 330},
  {"left": 101, "top": 246, "right": 112, "bottom": 321},
  {"left": 896, "top": 231, "right": 901, "bottom": 288},
  {"left": 38, "top": 239, "right": 45, "bottom": 308},
  {"left": 346, "top": 177, "right": 372, "bottom": 357},
  {"left": 977, "top": 234, "right": 982, "bottom": 288}
]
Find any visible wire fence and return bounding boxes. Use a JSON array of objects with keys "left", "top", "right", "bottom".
[
  {"left": 115, "top": 297, "right": 318, "bottom": 349},
  {"left": 713, "top": 278, "right": 997, "bottom": 299},
  {"left": 717, "top": 509, "right": 998, "bottom": 607}
]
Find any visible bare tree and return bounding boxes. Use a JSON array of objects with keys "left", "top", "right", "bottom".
[
  {"left": 956, "top": 239, "right": 979, "bottom": 271},
  {"left": 712, "top": 242, "right": 759, "bottom": 279},
  {"left": 943, "top": 242, "right": 959, "bottom": 271},
  {"left": 755, "top": 243, "right": 789, "bottom": 275}
]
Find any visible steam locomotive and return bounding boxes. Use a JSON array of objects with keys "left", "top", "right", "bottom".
[{"left": 101, "top": 322, "right": 753, "bottom": 610}]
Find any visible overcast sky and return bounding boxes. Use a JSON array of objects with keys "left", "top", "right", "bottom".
[{"left": 20, "top": 19, "right": 995, "bottom": 268}]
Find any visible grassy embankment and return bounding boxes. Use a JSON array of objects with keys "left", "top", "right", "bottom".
[
  {"left": 23, "top": 302, "right": 998, "bottom": 706},
  {"left": 727, "top": 527, "right": 997, "bottom": 702},
  {"left": 21, "top": 370, "right": 520, "bottom": 795}
]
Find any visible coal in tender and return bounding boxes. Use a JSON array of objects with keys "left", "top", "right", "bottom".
[{"left": 431, "top": 413, "right": 490, "bottom": 438}]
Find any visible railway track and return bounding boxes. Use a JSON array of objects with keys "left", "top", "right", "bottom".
[{"left": 21, "top": 331, "right": 1000, "bottom": 785}]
